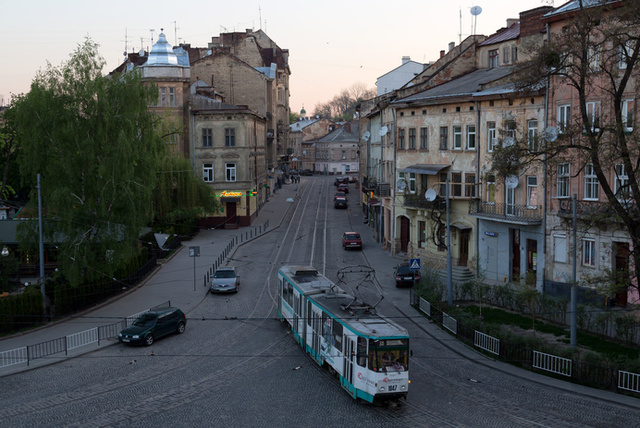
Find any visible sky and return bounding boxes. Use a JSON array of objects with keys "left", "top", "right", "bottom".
[{"left": 0, "top": 0, "right": 554, "bottom": 114}]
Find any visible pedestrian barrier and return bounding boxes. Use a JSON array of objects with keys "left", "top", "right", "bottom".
[
  {"left": 442, "top": 311, "right": 457, "bottom": 334},
  {"left": 0, "top": 300, "right": 171, "bottom": 370},
  {"left": 474, "top": 331, "right": 500, "bottom": 355},
  {"left": 533, "top": 350, "right": 572, "bottom": 377},
  {"left": 618, "top": 370, "right": 640, "bottom": 394}
]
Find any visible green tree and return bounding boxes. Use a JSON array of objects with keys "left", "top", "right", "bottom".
[
  {"left": 0, "top": 106, "right": 19, "bottom": 201},
  {"left": 12, "top": 39, "right": 164, "bottom": 287}
]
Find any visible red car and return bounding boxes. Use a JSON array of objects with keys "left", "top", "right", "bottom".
[
  {"left": 337, "top": 183, "right": 349, "bottom": 193},
  {"left": 342, "top": 232, "right": 362, "bottom": 250},
  {"left": 334, "top": 191, "right": 347, "bottom": 200}
]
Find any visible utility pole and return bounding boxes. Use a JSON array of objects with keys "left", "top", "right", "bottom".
[
  {"left": 447, "top": 176, "right": 452, "bottom": 306},
  {"left": 37, "top": 174, "right": 47, "bottom": 317},
  {"left": 571, "top": 194, "right": 577, "bottom": 347}
]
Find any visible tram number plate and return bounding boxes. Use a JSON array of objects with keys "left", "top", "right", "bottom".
[{"left": 388, "top": 385, "right": 397, "bottom": 391}]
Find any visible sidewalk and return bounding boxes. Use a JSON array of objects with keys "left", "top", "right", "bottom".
[{"left": 0, "top": 181, "right": 300, "bottom": 375}]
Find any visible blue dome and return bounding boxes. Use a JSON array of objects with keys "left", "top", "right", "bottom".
[{"left": 146, "top": 31, "right": 178, "bottom": 66}]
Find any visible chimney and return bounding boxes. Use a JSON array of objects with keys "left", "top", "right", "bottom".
[
  {"left": 448, "top": 42, "right": 455, "bottom": 52},
  {"left": 440, "top": 50, "right": 445, "bottom": 58},
  {"left": 345, "top": 123, "right": 351, "bottom": 133},
  {"left": 402, "top": 56, "right": 411, "bottom": 64},
  {"left": 507, "top": 18, "right": 518, "bottom": 27}
]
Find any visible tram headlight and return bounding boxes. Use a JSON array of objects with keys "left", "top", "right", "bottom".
[{"left": 379, "top": 386, "right": 385, "bottom": 392}]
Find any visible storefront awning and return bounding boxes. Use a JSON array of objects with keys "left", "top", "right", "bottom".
[
  {"left": 451, "top": 222, "right": 472, "bottom": 230},
  {"left": 402, "top": 164, "right": 450, "bottom": 175},
  {"left": 368, "top": 198, "right": 381, "bottom": 206}
]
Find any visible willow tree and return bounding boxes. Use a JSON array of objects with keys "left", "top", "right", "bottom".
[{"left": 13, "top": 39, "right": 164, "bottom": 287}]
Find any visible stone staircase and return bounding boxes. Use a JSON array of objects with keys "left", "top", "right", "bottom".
[{"left": 438, "top": 265, "right": 475, "bottom": 283}]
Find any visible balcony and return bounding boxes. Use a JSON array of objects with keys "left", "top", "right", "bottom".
[
  {"left": 557, "top": 199, "right": 638, "bottom": 222},
  {"left": 403, "top": 194, "right": 446, "bottom": 211},
  {"left": 469, "top": 201, "right": 542, "bottom": 225}
]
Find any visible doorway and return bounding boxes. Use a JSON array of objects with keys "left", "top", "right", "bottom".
[
  {"left": 511, "top": 228, "right": 520, "bottom": 281},
  {"left": 614, "top": 242, "right": 630, "bottom": 308},
  {"left": 459, "top": 229, "right": 470, "bottom": 266},
  {"left": 226, "top": 202, "right": 237, "bottom": 227},
  {"left": 400, "top": 217, "right": 410, "bottom": 253}
]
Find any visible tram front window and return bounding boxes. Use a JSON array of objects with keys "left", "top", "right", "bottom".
[{"left": 369, "top": 339, "right": 409, "bottom": 372}]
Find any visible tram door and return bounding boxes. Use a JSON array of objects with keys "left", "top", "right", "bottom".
[
  {"left": 312, "top": 311, "right": 320, "bottom": 359},
  {"left": 343, "top": 337, "right": 354, "bottom": 389}
]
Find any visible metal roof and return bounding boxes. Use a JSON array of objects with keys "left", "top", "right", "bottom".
[
  {"left": 146, "top": 32, "right": 179, "bottom": 66},
  {"left": 479, "top": 22, "right": 520, "bottom": 46}
]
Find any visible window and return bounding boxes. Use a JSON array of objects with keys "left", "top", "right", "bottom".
[
  {"left": 202, "top": 128, "right": 212, "bottom": 147},
  {"left": 439, "top": 127, "right": 448, "bottom": 150},
  {"left": 527, "top": 120, "right": 538, "bottom": 152},
  {"left": 408, "top": 128, "right": 416, "bottom": 149},
  {"left": 202, "top": 163, "right": 214, "bottom": 182},
  {"left": 584, "top": 163, "right": 599, "bottom": 200},
  {"left": 622, "top": 99, "right": 634, "bottom": 132},
  {"left": 420, "top": 127, "right": 428, "bottom": 149},
  {"left": 419, "top": 221, "right": 427, "bottom": 248},
  {"left": 439, "top": 172, "right": 447, "bottom": 196},
  {"left": 408, "top": 172, "right": 416, "bottom": 193},
  {"left": 527, "top": 176, "right": 538, "bottom": 208},
  {"left": 486, "top": 174, "right": 495, "bottom": 203},
  {"left": 225, "top": 128, "right": 235, "bottom": 147},
  {"left": 168, "top": 87, "right": 175, "bottom": 106},
  {"left": 438, "top": 225, "right": 446, "bottom": 252},
  {"left": 587, "top": 45, "right": 600, "bottom": 72},
  {"left": 615, "top": 164, "right": 630, "bottom": 200},
  {"left": 505, "top": 119, "right": 517, "bottom": 139},
  {"left": 466, "top": 125, "right": 476, "bottom": 150},
  {"left": 512, "top": 46, "right": 518, "bottom": 63},
  {"left": 554, "top": 235, "right": 567, "bottom": 263},
  {"left": 341, "top": 150, "right": 346, "bottom": 160},
  {"left": 489, "top": 49, "right": 499, "bottom": 68},
  {"left": 453, "top": 126, "right": 462, "bottom": 149},
  {"left": 398, "top": 128, "right": 405, "bottom": 149},
  {"left": 465, "top": 174, "right": 476, "bottom": 198},
  {"left": 583, "top": 238, "right": 596, "bottom": 267},
  {"left": 585, "top": 102, "right": 601, "bottom": 132},
  {"left": 451, "top": 173, "right": 462, "bottom": 197},
  {"left": 487, "top": 122, "right": 497, "bottom": 152},
  {"left": 557, "top": 163, "right": 570, "bottom": 198},
  {"left": 277, "top": 87, "right": 284, "bottom": 103},
  {"left": 557, "top": 104, "right": 571, "bottom": 132},
  {"left": 160, "top": 87, "right": 167, "bottom": 107},
  {"left": 225, "top": 163, "right": 237, "bottom": 182},
  {"left": 503, "top": 46, "right": 510, "bottom": 64},
  {"left": 619, "top": 40, "right": 635, "bottom": 69}
]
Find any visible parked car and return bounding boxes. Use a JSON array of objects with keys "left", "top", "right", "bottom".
[
  {"left": 301, "top": 169, "right": 313, "bottom": 176},
  {"left": 334, "top": 197, "right": 348, "bottom": 209},
  {"left": 395, "top": 264, "right": 420, "bottom": 287},
  {"left": 348, "top": 176, "right": 358, "bottom": 183},
  {"left": 210, "top": 266, "right": 240, "bottom": 293},
  {"left": 342, "top": 232, "right": 362, "bottom": 250},
  {"left": 334, "top": 176, "right": 349, "bottom": 186},
  {"left": 334, "top": 191, "right": 347, "bottom": 200},
  {"left": 337, "top": 183, "right": 349, "bottom": 193},
  {"left": 118, "top": 307, "right": 187, "bottom": 346}
]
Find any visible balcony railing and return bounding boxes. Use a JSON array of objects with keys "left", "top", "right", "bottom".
[
  {"left": 469, "top": 201, "right": 542, "bottom": 224},
  {"left": 404, "top": 194, "right": 446, "bottom": 211},
  {"left": 558, "top": 198, "right": 639, "bottom": 222}
]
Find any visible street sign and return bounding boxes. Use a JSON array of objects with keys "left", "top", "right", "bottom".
[
  {"left": 189, "top": 246, "right": 200, "bottom": 257},
  {"left": 410, "top": 258, "right": 421, "bottom": 270}
]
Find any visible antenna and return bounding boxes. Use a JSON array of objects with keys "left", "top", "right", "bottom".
[
  {"left": 259, "top": 6, "right": 262, "bottom": 30},
  {"left": 172, "top": 21, "right": 179, "bottom": 46},
  {"left": 123, "top": 28, "right": 129, "bottom": 60},
  {"left": 470, "top": 6, "right": 482, "bottom": 36},
  {"left": 459, "top": 7, "right": 462, "bottom": 45},
  {"left": 150, "top": 28, "right": 156, "bottom": 43}
]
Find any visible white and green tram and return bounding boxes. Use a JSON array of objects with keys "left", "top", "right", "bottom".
[{"left": 277, "top": 265, "right": 410, "bottom": 403}]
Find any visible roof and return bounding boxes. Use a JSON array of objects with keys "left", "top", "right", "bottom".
[
  {"left": 145, "top": 32, "right": 179, "bottom": 66},
  {"left": 395, "top": 67, "right": 515, "bottom": 104},
  {"left": 479, "top": 22, "right": 520, "bottom": 46},
  {"left": 402, "top": 164, "right": 450, "bottom": 175},
  {"left": 317, "top": 123, "right": 359, "bottom": 143},
  {"left": 544, "top": 0, "right": 620, "bottom": 18}
]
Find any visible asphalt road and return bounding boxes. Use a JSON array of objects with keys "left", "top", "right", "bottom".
[{"left": 1, "top": 176, "right": 639, "bottom": 427}]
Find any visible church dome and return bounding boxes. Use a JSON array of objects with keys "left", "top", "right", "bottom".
[{"left": 146, "top": 30, "right": 178, "bottom": 66}]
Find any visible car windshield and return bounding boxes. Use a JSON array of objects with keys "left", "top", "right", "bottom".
[
  {"left": 346, "top": 233, "right": 360, "bottom": 239},
  {"left": 133, "top": 314, "right": 157, "bottom": 327},
  {"left": 397, "top": 266, "right": 412, "bottom": 274},
  {"left": 214, "top": 270, "right": 236, "bottom": 278}
]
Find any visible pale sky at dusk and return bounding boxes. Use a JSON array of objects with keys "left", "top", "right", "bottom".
[{"left": 0, "top": 0, "right": 552, "bottom": 114}]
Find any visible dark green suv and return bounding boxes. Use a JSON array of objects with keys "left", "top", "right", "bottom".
[{"left": 118, "top": 307, "right": 187, "bottom": 346}]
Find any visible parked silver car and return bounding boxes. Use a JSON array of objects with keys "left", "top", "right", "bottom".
[{"left": 210, "top": 266, "right": 240, "bottom": 293}]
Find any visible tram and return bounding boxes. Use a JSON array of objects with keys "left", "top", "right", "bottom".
[{"left": 277, "top": 265, "right": 410, "bottom": 403}]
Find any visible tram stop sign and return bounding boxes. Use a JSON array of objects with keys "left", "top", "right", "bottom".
[{"left": 409, "top": 258, "right": 421, "bottom": 270}]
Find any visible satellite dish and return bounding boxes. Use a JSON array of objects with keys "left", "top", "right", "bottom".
[
  {"left": 425, "top": 189, "right": 437, "bottom": 201},
  {"left": 543, "top": 126, "right": 558, "bottom": 142},
  {"left": 470, "top": 6, "right": 482, "bottom": 16},
  {"left": 397, "top": 179, "right": 407, "bottom": 191},
  {"left": 502, "top": 137, "right": 515, "bottom": 148},
  {"left": 303, "top": 150, "right": 307, "bottom": 155},
  {"left": 362, "top": 131, "right": 371, "bottom": 141},
  {"left": 379, "top": 126, "right": 389, "bottom": 137},
  {"left": 505, "top": 175, "right": 519, "bottom": 189}
]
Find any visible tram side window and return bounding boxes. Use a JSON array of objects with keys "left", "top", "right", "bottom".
[
  {"left": 322, "top": 313, "right": 332, "bottom": 344},
  {"left": 357, "top": 337, "right": 367, "bottom": 367},
  {"left": 333, "top": 321, "right": 343, "bottom": 350},
  {"left": 307, "top": 300, "right": 312, "bottom": 327},
  {"left": 283, "top": 283, "right": 293, "bottom": 307}
]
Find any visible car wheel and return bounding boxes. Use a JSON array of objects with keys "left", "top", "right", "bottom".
[
  {"left": 177, "top": 322, "right": 186, "bottom": 334},
  {"left": 145, "top": 334, "right": 154, "bottom": 346}
]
